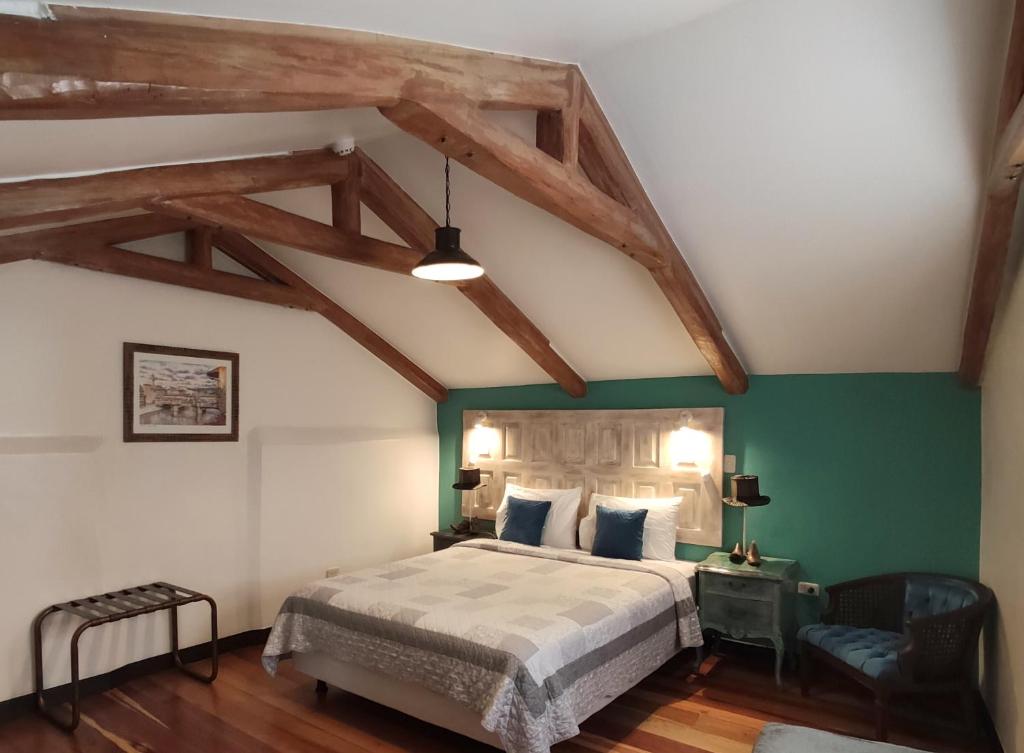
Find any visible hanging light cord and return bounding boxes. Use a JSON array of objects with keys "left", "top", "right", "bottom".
[{"left": 444, "top": 156, "right": 451, "bottom": 228}]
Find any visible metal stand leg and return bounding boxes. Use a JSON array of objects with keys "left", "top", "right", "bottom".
[
  {"left": 170, "top": 597, "right": 219, "bottom": 682},
  {"left": 34, "top": 584, "right": 218, "bottom": 733},
  {"left": 33, "top": 606, "right": 87, "bottom": 732}
]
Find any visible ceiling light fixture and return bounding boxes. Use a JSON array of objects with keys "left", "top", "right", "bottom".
[{"left": 411, "top": 156, "right": 484, "bottom": 282}]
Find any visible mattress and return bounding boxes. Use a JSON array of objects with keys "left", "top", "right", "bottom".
[{"left": 263, "top": 539, "right": 701, "bottom": 753}]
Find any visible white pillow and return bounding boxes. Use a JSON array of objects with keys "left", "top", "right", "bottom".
[
  {"left": 579, "top": 493, "right": 682, "bottom": 561},
  {"left": 495, "top": 483, "right": 582, "bottom": 550}
]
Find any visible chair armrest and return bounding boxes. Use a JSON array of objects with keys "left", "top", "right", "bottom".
[
  {"left": 900, "top": 607, "right": 984, "bottom": 683},
  {"left": 822, "top": 575, "right": 905, "bottom": 631}
]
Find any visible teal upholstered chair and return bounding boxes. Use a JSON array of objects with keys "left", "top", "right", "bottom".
[{"left": 798, "top": 573, "right": 992, "bottom": 741}]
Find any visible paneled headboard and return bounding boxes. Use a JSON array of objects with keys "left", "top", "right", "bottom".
[{"left": 460, "top": 408, "right": 724, "bottom": 546}]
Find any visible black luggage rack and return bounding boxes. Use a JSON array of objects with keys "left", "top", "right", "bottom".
[{"left": 32, "top": 582, "right": 218, "bottom": 731}]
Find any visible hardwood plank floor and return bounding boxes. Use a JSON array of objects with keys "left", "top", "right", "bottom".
[{"left": 0, "top": 644, "right": 993, "bottom": 753}]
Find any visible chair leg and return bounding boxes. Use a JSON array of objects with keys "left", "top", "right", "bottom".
[
  {"left": 799, "top": 643, "right": 812, "bottom": 697},
  {"left": 960, "top": 687, "right": 978, "bottom": 737},
  {"left": 874, "top": 689, "right": 890, "bottom": 741},
  {"left": 315, "top": 679, "right": 328, "bottom": 698}
]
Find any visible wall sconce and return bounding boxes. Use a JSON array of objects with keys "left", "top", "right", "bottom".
[
  {"left": 669, "top": 412, "right": 711, "bottom": 473},
  {"left": 468, "top": 412, "right": 499, "bottom": 464}
]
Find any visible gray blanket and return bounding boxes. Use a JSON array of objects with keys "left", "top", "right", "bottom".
[{"left": 263, "top": 539, "right": 702, "bottom": 753}]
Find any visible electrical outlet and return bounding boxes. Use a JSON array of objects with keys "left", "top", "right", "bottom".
[
  {"left": 325, "top": 567, "right": 341, "bottom": 578},
  {"left": 723, "top": 454, "right": 736, "bottom": 473},
  {"left": 798, "top": 581, "right": 820, "bottom": 597}
]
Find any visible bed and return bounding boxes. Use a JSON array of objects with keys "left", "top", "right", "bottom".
[{"left": 263, "top": 539, "right": 702, "bottom": 753}]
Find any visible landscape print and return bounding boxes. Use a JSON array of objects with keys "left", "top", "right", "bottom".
[{"left": 124, "top": 343, "right": 239, "bottom": 442}]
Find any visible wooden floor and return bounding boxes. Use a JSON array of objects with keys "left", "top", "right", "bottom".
[{"left": 0, "top": 644, "right": 993, "bottom": 753}]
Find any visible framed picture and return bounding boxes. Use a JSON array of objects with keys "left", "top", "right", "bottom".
[{"left": 123, "top": 343, "right": 239, "bottom": 442}]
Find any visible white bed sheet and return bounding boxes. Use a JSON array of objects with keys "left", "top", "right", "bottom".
[{"left": 541, "top": 545, "right": 699, "bottom": 591}]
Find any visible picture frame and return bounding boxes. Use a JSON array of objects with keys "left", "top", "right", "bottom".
[{"left": 123, "top": 342, "right": 239, "bottom": 442}]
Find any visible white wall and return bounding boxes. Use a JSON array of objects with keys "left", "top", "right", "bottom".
[
  {"left": 980, "top": 214, "right": 1024, "bottom": 753},
  {"left": 584, "top": 0, "right": 1008, "bottom": 375},
  {"left": 0, "top": 257, "right": 438, "bottom": 702}
]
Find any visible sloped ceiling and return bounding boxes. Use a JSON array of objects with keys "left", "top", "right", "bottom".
[
  {"left": 0, "top": 0, "right": 1011, "bottom": 387},
  {"left": 38, "top": 0, "right": 741, "bottom": 60}
]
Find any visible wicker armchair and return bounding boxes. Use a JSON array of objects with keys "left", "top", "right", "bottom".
[{"left": 798, "top": 573, "right": 992, "bottom": 741}]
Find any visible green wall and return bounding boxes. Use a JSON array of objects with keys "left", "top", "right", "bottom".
[{"left": 437, "top": 374, "right": 981, "bottom": 603}]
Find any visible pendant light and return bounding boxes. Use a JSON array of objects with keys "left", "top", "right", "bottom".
[{"left": 411, "top": 157, "right": 484, "bottom": 282}]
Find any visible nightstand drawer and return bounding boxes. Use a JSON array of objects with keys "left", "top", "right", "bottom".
[
  {"left": 703, "top": 574, "right": 777, "bottom": 601},
  {"left": 701, "top": 595, "right": 774, "bottom": 633}
]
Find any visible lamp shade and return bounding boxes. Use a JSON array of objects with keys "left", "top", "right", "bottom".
[
  {"left": 411, "top": 226, "right": 484, "bottom": 282},
  {"left": 453, "top": 466, "right": 484, "bottom": 490},
  {"left": 723, "top": 474, "right": 771, "bottom": 507}
]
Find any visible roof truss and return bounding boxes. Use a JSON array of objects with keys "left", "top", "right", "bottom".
[
  {"left": 959, "top": 0, "right": 1024, "bottom": 385},
  {"left": 0, "top": 4, "right": 747, "bottom": 394}
]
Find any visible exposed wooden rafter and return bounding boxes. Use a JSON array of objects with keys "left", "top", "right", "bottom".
[
  {"left": 0, "top": 149, "right": 352, "bottom": 231},
  {"left": 156, "top": 183, "right": 587, "bottom": 397},
  {"left": 331, "top": 156, "right": 362, "bottom": 234},
  {"left": 574, "top": 81, "right": 748, "bottom": 394},
  {"left": 356, "top": 148, "right": 587, "bottom": 397},
  {"left": 0, "top": 6, "right": 571, "bottom": 118},
  {"left": 151, "top": 195, "right": 421, "bottom": 273},
  {"left": 212, "top": 231, "right": 447, "bottom": 402},
  {"left": 536, "top": 68, "right": 582, "bottom": 168},
  {"left": 959, "top": 0, "right": 1024, "bottom": 386},
  {"left": 0, "top": 4, "right": 748, "bottom": 393},
  {"left": 0, "top": 155, "right": 587, "bottom": 396},
  {"left": 380, "top": 98, "right": 665, "bottom": 268},
  {"left": 0, "top": 215, "right": 448, "bottom": 401},
  {"left": 186, "top": 227, "right": 213, "bottom": 270}
]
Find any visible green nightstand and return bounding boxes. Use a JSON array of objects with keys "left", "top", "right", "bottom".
[{"left": 696, "top": 551, "right": 798, "bottom": 685}]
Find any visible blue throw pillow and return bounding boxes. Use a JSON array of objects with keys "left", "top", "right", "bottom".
[
  {"left": 499, "top": 496, "right": 552, "bottom": 547},
  {"left": 591, "top": 505, "right": 647, "bottom": 561}
]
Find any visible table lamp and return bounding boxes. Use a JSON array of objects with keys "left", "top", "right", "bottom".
[
  {"left": 452, "top": 466, "right": 488, "bottom": 534},
  {"left": 723, "top": 474, "right": 771, "bottom": 566}
]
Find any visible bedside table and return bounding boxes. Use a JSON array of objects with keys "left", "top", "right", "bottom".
[
  {"left": 696, "top": 551, "right": 798, "bottom": 685},
  {"left": 429, "top": 530, "right": 494, "bottom": 552}
]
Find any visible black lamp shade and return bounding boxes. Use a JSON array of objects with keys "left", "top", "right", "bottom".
[
  {"left": 411, "top": 226, "right": 484, "bottom": 281},
  {"left": 723, "top": 474, "right": 771, "bottom": 507},
  {"left": 453, "top": 466, "right": 484, "bottom": 490}
]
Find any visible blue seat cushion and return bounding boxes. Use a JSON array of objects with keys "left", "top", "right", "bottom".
[{"left": 798, "top": 624, "right": 907, "bottom": 680}]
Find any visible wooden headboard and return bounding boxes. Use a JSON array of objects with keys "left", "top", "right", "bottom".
[{"left": 460, "top": 407, "right": 724, "bottom": 546}]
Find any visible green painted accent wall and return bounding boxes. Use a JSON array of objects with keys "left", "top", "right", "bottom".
[{"left": 437, "top": 374, "right": 981, "bottom": 610}]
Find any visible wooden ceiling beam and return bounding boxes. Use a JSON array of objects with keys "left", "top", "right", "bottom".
[
  {"left": 574, "top": 81, "right": 748, "bottom": 394},
  {"left": 34, "top": 242, "right": 314, "bottom": 310},
  {"left": 0, "top": 214, "right": 196, "bottom": 260},
  {"left": 213, "top": 231, "right": 447, "bottom": 401},
  {"left": 0, "top": 6, "right": 572, "bottom": 119},
  {"left": 0, "top": 149, "right": 352, "bottom": 231},
  {"left": 0, "top": 5, "right": 749, "bottom": 393},
  {"left": 959, "top": 0, "right": 1024, "bottom": 386},
  {"left": 989, "top": 94, "right": 1024, "bottom": 197},
  {"left": 331, "top": 156, "right": 362, "bottom": 234},
  {"left": 151, "top": 195, "right": 421, "bottom": 274},
  {"left": 379, "top": 98, "right": 665, "bottom": 269},
  {"left": 186, "top": 227, "right": 213, "bottom": 270},
  {"left": 356, "top": 148, "right": 587, "bottom": 397},
  {"left": 0, "top": 213, "right": 302, "bottom": 307},
  {"left": 536, "top": 69, "right": 582, "bottom": 169},
  {"left": 0, "top": 213, "right": 446, "bottom": 400}
]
